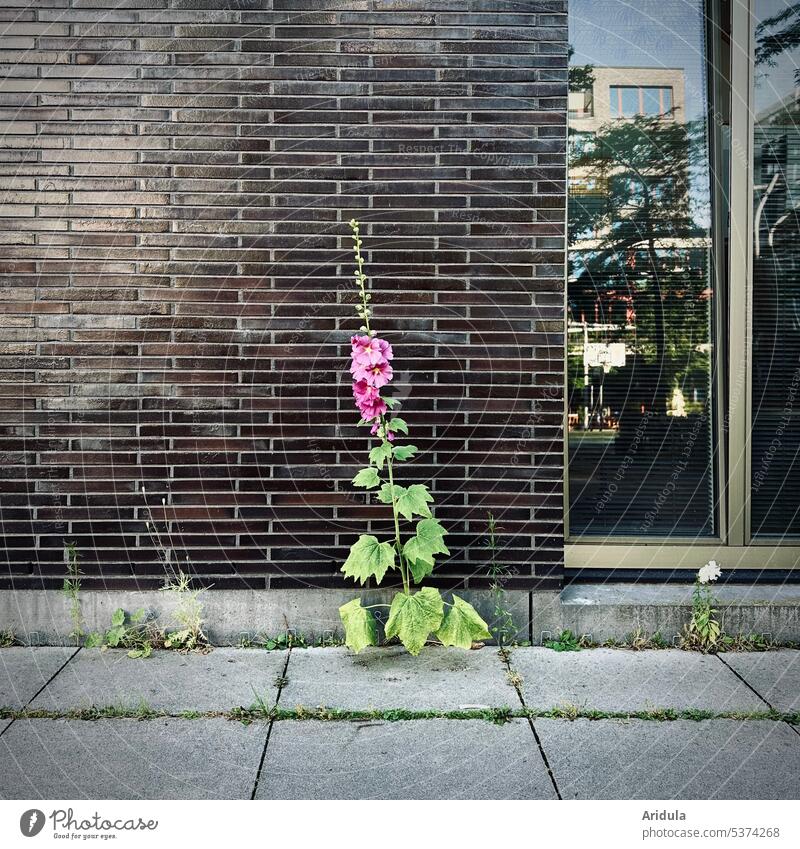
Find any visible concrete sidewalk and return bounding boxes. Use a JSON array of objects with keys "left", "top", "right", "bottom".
[{"left": 0, "top": 645, "right": 798, "bottom": 800}]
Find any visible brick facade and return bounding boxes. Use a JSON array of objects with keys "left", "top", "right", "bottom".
[{"left": 1, "top": 1, "right": 567, "bottom": 592}]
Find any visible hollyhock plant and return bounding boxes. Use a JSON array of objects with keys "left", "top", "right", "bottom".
[{"left": 338, "top": 219, "right": 492, "bottom": 656}]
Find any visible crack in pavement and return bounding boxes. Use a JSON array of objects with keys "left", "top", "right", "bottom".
[{"left": 499, "top": 648, "right": 562, "bottom": 800}]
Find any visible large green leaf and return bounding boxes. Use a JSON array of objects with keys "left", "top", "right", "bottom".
[
  {"left": 387, "top": 417, "right": 409, "bottom": 435},
  {"left": 415, "top": 518, "right": 448, "bottom": 551},
  {"left": 339, "top": 598, "right": 378, "bottom": 654},
  {"left": 341, "top": 535, "right": 395, "bottom": 585},
  {"left": 352, "top": 467, "right": 381, "bottom": 489},
  {"left": 395, "top": 484, "right": 433, "bottom": 521},
  {"left": 384, "top": 587, "right": 444, "bottom": 655},
  {"left": 403, "top": 517, "right": 449, "bottom": 583},
  {"left": 375, "top": 483, "right": 433, "bottom": 521},
  {"left": 403, "top": 536, "right": 435, "bottom": 583},
  {"left": 392, "top": 444, "right": 418, "bottom": 461},
  {"left": 436, "top": 595, "right": 493, "bottom": 649},
  {"left": 376, "top": 483, "right": 401, "bottom": 505},
  {"left": 369, "top": 443, "right": 392, "bottom": 470}
]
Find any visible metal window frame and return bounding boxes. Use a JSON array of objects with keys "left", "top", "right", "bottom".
[{"left": 564, "top": 0, "right": 800, "bottom": 571}]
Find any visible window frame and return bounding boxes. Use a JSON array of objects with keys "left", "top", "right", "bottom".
[
  {"left": 564, "top": 0, "right": 800, "bottom": 571},
  {"left": 610, "top": 84, "right": 675, "bottom": 117}
]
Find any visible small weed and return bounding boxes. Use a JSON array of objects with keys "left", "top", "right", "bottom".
[
  {"left": 682, "top": 708, "right": 716, "bottom": 721},
  {"left": 549, "top": 702, "right": 580, "bottom": 720},
  {"left": 646, "top": 707, "right": 679, "bottom": 721},
  {"left": 62, "top": 541, "right": 84, "bottom": 645},
  {"left": 485, "top": 513, "right": 517, "bottom": 646},
  {"left": 68, "top": 700, "right": 156, "bottom": 721},
  {"left": 624, "top": 628, "right": 670, "bottom": 650},
  {"left": 85, "top": 608, "right": 160, "bottom": 659},
  {"left": 0, "top": 629, "right": 17, "bottom": 647},
  {"left": 506, "top": 669, "right": 523, "bottom": 689},
  {"left": 237, "top": 630, "right": 309, "bottom": 650},
  {"left": 161, "top": 570, "right": 209, "bottom": 652},
  {"left": 249, "top": 686, "right": 274, "bottom": 718},
  {"left": 545, "top": 630, "right": 582, "bottom": 652},
  {"left": 719, "top": 633, "right": 775, "bottom": 652}
]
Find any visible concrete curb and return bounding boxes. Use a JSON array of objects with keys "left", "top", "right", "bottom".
[{"left": 1, "top": 584, "right": 799, "bottom": 645}]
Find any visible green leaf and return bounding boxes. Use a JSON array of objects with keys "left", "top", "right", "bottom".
[
  {"left": 395, "top": 484, "right": 433, "bottom": 521},
  {"left": 111, "top": 608, "right": 125, "bottom": 628},
  {"left": 403, "top": 536, "right": 436, "bottom": 583},
  {"left": 369, "top": 443, "right": 393, "bottom": 470},
  {"left": 84, "top": 632, "right": 103, "bottom": 649},
  {"left": 384, "top": 588, "right": 444, "bottom": 656},
  {"left": 403, "top": 518, "right": 449, "bottom": 584},
  {"left": 384, "top": 397, "right": 400, "bottom": 409},
  {"left": 352, "top": 467, "right": 381, "bottom": 489},
  {"left": 106, "top": 627, "right": 123, "bottom": 647},
  {"left": 131, "top": 608, "right": 146, "bottom": 624},
  {"left": 339, "top": 598, "right": 379, "bottom": 654},
  {"left": 387, "top": 417, "right": 409, "bottom": 435},
  {"left": 340, "top": 534, "right": 396, "bottom": 585},
  {"left": 436, "top": 595, "right": 492, "bottom": 649},
  {"left": 392, "top": 444, "right": 418, "bottom": 461},
  {"left": 415, "top": 518, "right": 449, "bottom": 553},
  {"left": 377, "top": 483, "right": 403, "bottom": 505}
]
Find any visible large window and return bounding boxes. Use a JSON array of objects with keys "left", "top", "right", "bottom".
[
  {"left": 566, "top": 0, "right": 800, "bottom": 568},
  {"left": 567, "top": 0, "right": 718, "bottom": 538}
]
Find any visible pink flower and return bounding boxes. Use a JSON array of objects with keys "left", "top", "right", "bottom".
[
  {"left": 351, "top": 358, "right": 393, "bottom": 388},
  {"left": 351, "top": 335, "right": 393, "bottom": 368},
  {"left": 358, "top": 396, "right": 387, "bottom": 421},
  {"left": 352, "top": 379, "right": 387, "bottom": 421}
]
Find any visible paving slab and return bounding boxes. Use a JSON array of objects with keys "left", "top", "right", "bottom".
[
  {"left": 536, "top": 718, "right": 800, "bottom": 799},
  {"left": 281, "top": 646, "right": 515, "bottom": 710},
  {"left": 721, "top": 650, "right": 800, "bottom": 712},
  {"left": 29, "top": 648, "right": 287, "bottom": 712},
  {"left": 256, "top": 718, "right": 555, "bottom": 800},
  {"left": 511, "top": 648, "right": 767, "bottom": 712},
  {"left": 0, "top": 647, "right": 76, "bottom": 709},
  {"left": 0, "top": 718, "right": 267, "bottom": 800}
]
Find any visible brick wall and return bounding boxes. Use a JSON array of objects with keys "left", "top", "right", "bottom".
[{"left": 1, "top": 0, "right": 567, "bottom": 592}]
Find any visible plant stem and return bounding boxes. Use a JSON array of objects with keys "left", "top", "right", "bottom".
[{"left": 385, "top": 447, "right": 410, "bottom": 595}]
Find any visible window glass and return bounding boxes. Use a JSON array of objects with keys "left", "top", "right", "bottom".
[
  {"left": 568, "top": 0, "right": 717, "bottom": 536},
  {"left": 620, "top": 86, "right": 640, "bottom": 117},
  {"left": 751, "top": 0, "right": 800, "bottom": 537}
]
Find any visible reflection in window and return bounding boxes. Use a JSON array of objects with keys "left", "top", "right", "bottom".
[
  {"left": 567, "top": 0, "right": 718, "bottom": 537},
  {"left": 751, "top": 1, "right": 800, "bottom": 536}
]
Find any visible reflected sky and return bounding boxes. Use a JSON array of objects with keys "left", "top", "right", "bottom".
[{"left": 569, "top": 0, "right": 708, "bottom": 123}]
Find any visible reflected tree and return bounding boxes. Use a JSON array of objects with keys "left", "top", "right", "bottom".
[{"left": 569, "top": 112, "right": 711, "bottom": 419}]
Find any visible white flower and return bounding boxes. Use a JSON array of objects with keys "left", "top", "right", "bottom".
[{"left": 697, "top": 560, "right": 722, "bottom": 584}]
